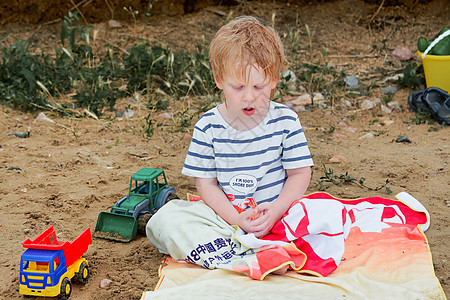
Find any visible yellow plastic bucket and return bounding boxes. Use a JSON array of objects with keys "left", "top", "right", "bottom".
[{"left": 419, "top": 51, "right": 450, "bottom": 93}]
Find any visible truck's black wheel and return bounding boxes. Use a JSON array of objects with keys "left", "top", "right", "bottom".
[
  {"left": 75, "top": 262, "right": 90, "bottom": 284},
  {"left": 58, "top": 278, "right": 72, "bottom": 300}
]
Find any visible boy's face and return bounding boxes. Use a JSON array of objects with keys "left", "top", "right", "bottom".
[{"left": 216, "top": 64, "right": 277, "bottom": 128}]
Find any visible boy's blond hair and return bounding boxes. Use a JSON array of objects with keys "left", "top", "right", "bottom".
[{"left": 209, "top": 16, "right": 286, "bottom": 84}]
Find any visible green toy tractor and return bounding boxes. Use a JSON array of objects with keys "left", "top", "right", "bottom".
[{"left": 94, "top": 168, "right": 177, "bottom": 242}]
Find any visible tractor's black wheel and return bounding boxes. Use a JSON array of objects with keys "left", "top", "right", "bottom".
[
  {"left": 137, "top": 212, "right": 153, "bottom": 234},
  {"left": 137, "top": 193, "right": 178, "bottom": 235},
  {"left": 58, "top": 278, "right": 72, "bottom": 300},
  {"left": 166, "top": 193, "right": 179, "bottom": 203},
  {"left": 75, "top": 262, "right": 90, "bottom": 284}
]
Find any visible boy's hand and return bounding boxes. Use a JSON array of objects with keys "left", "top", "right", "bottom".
[
  {"left": 235, "top": 209, "right": 262, "bottom": 233},
  {"left": 246, "top": 202, "right": 284, "bottom": 238}
]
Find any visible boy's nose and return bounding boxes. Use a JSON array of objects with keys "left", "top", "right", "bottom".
[{"left": 242, "top": 88, "right": 256, "bottom": 102}]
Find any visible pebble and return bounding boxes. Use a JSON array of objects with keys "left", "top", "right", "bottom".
[
  {"left": 160, "top": 112, "right": 173, "bottom": 118},
  {"left": 380, "top": 86, "right": 398, "bottom": 95},
  {"left": 381, "top": 105, "right": 392, "bottom": 114},
  {"left": 313, "top": 92, "right": 324, "bottom": 101},
  {"left": 344, "top": 75, "right": 359, "bottom": 90},
  {"left": 108, "top": 20, "right": 122, "bottom": 29},
  {"left": 124, "top": 109, "right": 134, "bottom": 119},
  {"left": 344, "top": 127, "right": 358, "bottom": 133},
  {"left": 342, "top": 99, "right": 353, "bottom": 107},
  {"left": 392, "top": 46, "right": 414, "bottom": 61},
  {"left": 289, "top": 94, "right": 312, "bottom": 106},
  {"left": 359, "top": 132, "right": 375, "bottom": 139},
  {"left": 361, "top": 99, "right": 376, "bottom": 110},
  {"left": 182, "top": 133, "right": 192, "bottom": 141},
  {"left": 100, "top": 279, "right": 113, "bottom": 288},
  {"left": 379, "top": 117, "right": 394, "bottom": 126},
  {"left": 329, "top": 155, "right": 347, "bottom": 163},
  {"left": 387, "top": 101, "right": 401, "bottom": 110}
]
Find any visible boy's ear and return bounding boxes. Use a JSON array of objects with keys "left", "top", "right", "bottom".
[
  {"left": 270, "top": 77, "right": 279, "bottom": 89},
  {"left": 214, "top": 77, "right": 223, "bottom": 90}
]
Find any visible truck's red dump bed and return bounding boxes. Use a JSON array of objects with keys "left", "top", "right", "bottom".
[{"left": 22, "top": 226, "right": 92, "bottom": 267}]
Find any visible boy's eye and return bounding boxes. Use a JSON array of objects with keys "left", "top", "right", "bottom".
[
  {"left": 255, "top": 86, "right": 263, "bottom": 90},
  {"left": 233, "top": 86, "right": 244, "bottom": 90}
]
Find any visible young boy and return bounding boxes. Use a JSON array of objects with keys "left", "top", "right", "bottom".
[
  {"left": 147, "top": 16, "right": 315, "bottom": 277},
  {"left": 182, "top": 15, "right": 313, "bottom": 238}
]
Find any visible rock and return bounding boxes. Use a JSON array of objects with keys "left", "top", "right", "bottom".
[
  {"left": 392, "top": 47, "right": 414, "bottom": 61},
  {"left": 361, "top": 99, "right": 376, "bottom": 110},
  {"left": 329, "top": 155, "right": 347, "bottom": 163},
  {"left": 115, "top": 111, "right": 123, "bottom": 117},
  {"left": 100, "top": 279, "right": 113, "bottom": 288}
]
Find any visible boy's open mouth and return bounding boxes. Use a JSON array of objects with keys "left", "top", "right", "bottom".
[{"left": 242, "top": 107, "right": 255, "bottom": 116}]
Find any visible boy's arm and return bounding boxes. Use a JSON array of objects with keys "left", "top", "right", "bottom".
[
  {"left": 274, "top": 166, "right": 311, "bottom": 216},
  {"left": 194, "top": 177, "right": 256, "bottom": 232},
  {"left": 249, "top": 166, "right": 311, "bottom": 237}
]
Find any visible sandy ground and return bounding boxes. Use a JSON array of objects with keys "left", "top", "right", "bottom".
[{"left": 0, "top": 0, "right": 448, "bottom": 299}]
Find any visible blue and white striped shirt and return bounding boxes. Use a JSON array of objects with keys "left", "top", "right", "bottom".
[{"left": 182, "top": 102, "right": 313, "bottom": 208}]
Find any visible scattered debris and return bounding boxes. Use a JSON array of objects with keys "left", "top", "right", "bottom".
[
  {"left": 128, "top": 153, "right": 153, "bottom": 160},
  {"left": 33, "top": 112, "right": 77, "bottom": 136},
  {"left": 380, "top": 74, "right": 404, "bottom": 84},
  {"left": 396, "top": 136, "right": 412, "bottom": 143},
  {"left": 8, "top": 132, "right": 30, "bottom": 138}
]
